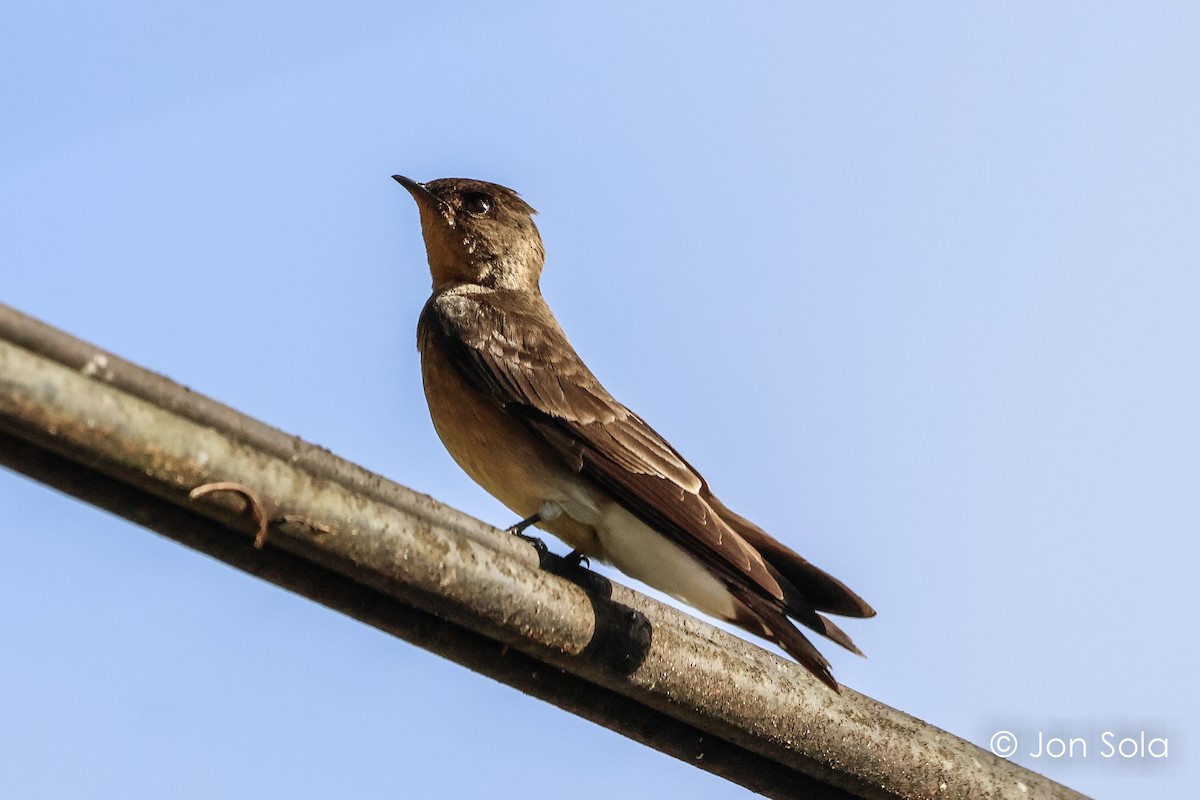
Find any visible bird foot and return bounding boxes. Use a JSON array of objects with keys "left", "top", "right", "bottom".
[
  {"left": 505, "top": 512, "right": 547, "bottom": 553},
  {"left": 564, "top": 549, "right": 591, "bottom": 570}
]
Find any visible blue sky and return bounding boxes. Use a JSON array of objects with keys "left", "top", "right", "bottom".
[{"left": 2, "top": 3, "right": 1196, "bottom": 798}]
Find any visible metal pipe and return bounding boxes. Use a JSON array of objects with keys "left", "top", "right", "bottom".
[{"left": 0, "top": 303, "right": 1089, "bottom": 800}]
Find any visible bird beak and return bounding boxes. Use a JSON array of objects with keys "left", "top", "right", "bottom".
[{"left": 392, "top": 175, "right": 441, "bottom": 211}]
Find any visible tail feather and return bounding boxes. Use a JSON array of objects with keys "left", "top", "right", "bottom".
[
  {"left": 707, "top": 494, "right": 876, "bottom": 619},
  {"left": 707, "top": 492, "right": 873, "bottom": 685},
  {"left": 733, "top": 591, "right": 840, "bottom": 691},
  {"left": 812, "top": 612, "right": 863, "bottom": 657}
]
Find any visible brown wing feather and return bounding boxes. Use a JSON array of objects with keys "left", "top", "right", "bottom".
[
  {"left": 422, "top": 289, "right": 870, "bottom": 660},
  {"left": 423, "top": 290, "right": 785, "bottom": 597},
  {"left": 515, "top": 410, "right": 769, "bottom": 584}
]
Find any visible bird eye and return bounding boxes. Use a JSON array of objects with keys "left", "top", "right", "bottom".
[{"left": 463, "top": 193, "right": 492, "bottom": 216}]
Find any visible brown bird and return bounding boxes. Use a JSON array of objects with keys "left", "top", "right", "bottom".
[{"left": 394, "top": 175, "right": 874, "bottom": 690}]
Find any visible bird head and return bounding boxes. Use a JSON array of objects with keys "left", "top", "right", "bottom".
[{"left": 393, "top": 175, "right": 544, "bottom": 292}]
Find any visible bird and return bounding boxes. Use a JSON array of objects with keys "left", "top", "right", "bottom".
[{"left": 393, "top": 175, "right": 874, "bottom": 690}]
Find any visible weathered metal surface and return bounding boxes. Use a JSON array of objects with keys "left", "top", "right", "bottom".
[{"left": 0, "top": 303, "right": 1090, "bottom": 800}]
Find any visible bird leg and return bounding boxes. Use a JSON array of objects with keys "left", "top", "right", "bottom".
[
  {"left": 505, "top": 501, "right": 565, "bottom": 554},
  {"left": 506, "top": 511, "right": 541, "bottom": 534},
  {"left": 505, "top": 511, "right": 548, "bottom": 553}
]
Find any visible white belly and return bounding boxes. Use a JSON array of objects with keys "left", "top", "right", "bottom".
[{"left": 556, "top": 492, "right": 738, "bottom": 621}]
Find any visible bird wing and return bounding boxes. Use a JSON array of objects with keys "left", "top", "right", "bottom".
[{"left": 420, "top": 289, "right": 787, "bottom": 604}]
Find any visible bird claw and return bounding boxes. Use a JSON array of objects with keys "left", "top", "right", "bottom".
[
  {"left": 509, "top": 528, "right": 549, "bottom": 554},
  {"left": 564, "top": 550, "right": 590, "bottom": 570},
  {"left": 505, "top": 512, "right": 548, "bottom": 553}
]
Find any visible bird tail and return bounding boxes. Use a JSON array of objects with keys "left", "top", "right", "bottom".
[
  {"left": 731, "top": 591, "right": 841, "bottom": 691},
  {"left": 707, "top": 494, "right": 876, "bottom": 620}
]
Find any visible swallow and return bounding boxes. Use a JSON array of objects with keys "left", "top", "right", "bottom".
[{"left": 393, "top": 175, "right": 874, "bottom": 689}]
